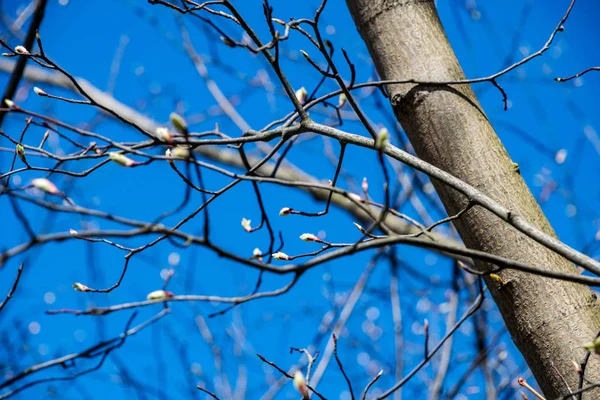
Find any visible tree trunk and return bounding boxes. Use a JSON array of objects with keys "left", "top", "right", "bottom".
[{"left": 346, "top": 0, "right": 600, "bottom": 397}]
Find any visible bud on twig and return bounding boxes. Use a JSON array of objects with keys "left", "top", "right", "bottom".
[
  {"left": 362, "top": 177, "right": 368, "bottom": 194},
  {"left": 172, "top": 147, "right": 190, "bottom": 160},
  {"left": 295, "top": 87, "right": 307, "bottom": 105},
  {"left": 375, "top": 127, "right": 389, "bottom": 150},
  {"left": 69, "top": 228, "right": 78, "bottom": 236},
  {"left": 146, "top": 290, "right": 174, "bottom": 301},
  {"left": 14, "top": 45, "right": 29, "bottom": 55},
  {"left": 272, "top": 252, "right": 290, "bottom": 261},
  {"left": 4, "top": 99, "right": 15, "bottom": 108},
  {"left": 271, "top": 18, "right": 286, "bottom": 25},
  {"left": 33, "top": 87, "right": 46, "bottom": 96},
  {"left": 338, "top": 93, "right": 347, "bottom": 108},
  {"left": 293, "top": 371, "right": 309, "bottom": 400},
  {"left": 169, "top": 112, "right": 188, "bottom": 134},
  {"left": 584, "top": 337, "right": 600, "bottom": 355},
  {"left": 279, "top": 207, "right": 292, "bottom": 216},
  {"left": 299, "top": 233, "right": 319, "bottom": 242},
  {"left": 32, "top": 178, "right": 60, "bottom": 195},
  {"left": 220, "top": 36, "right": 236, "bottom": 48},
  {"left": 16, "top": 144, "right": 26, "bottom": 163},
  {"left": 156, "top": 127, "right": 173, "bottom": 143},
  {"left": 241, "top": 218, "right": 252, "bottom": 232},
  {"left": 108, "top": 152, "right": 136, "bottom": 167},
  {"left": 72, "top": 282, "right": 90, "bottom": 292}
]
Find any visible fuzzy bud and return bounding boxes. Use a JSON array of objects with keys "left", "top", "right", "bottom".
[
  {"left": 169, "top": 112, "right": 188, "bottom": 134},
  {"left": 362, "top": 177, "right": 368, "bottom": 194},
  {"left": 16, "top": 143, "right": 26, "bottom": 163},
  {"left": 165, "top": 148, "right": 173, "bottom": 163},
  {"left": 33, "top": 87, "right": 46, "bottom": 96},
  {"left": 375, "top": 127, "right": 389, "bottom": 149},
  {"left": 293, "top": 371, "right": 309, "bottom": 399},
  {"left": 279, "top": 207, "right": 292, "bottom": 216},
  {"left": 4, "top": 99, "right": 14, "bottom": 108},
  {"left": 353, "top": 222, "right": 366, "bottom": 234},
  {"left": 69, "top": 228, "right": 78, "bottom": 236},
  {"left": 272, "top": 251, "right": 290, "bottom": 261},
  {"left": 146, "top": 290, "right": 174, "bottom": 301},
  {"left": 584, "top": 337, "right": 600, "bottom": 354},
  {"left": 295, "top": 87, "right": 308, "bottom": 105},
  {"left": 156, "top": 127, "right": 173, "bottom": 143},
  {"left": 32, "top": 178, "right": 59, "bottom": 194},
  {"left": 171, "top": 147, "right": 190, "bottom": 160},
  {"left": 72, "top": 282, "right": 90, "bottom": 292},
  {"left": 14, "top": 46, "right": 29, "bottom": 55},
  {"left": 338, "top": 93, "right": 347, "bottom": 108},
  {"left": 241, "top": 218, "right": 252, "bottom": 232},
  {"left": 271, "top": 18, "right": 286, "bottom": 25},
  {"left": 299, "top": 233, "right": 319, "bottom": 242},
  {"left": 108, "top": 152, "right": 136, "bottom": 167}
]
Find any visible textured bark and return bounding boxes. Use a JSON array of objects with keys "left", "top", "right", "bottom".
[{"left": 346, "top": 0, "right": 600, "bottom": 397}]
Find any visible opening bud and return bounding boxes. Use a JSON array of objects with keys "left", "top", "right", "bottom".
[{"left": 272, "top": 251, "right": 290, "bottom": 261}]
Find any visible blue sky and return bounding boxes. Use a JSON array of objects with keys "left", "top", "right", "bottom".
[{"left": 1, "top": 0, "right": 599, "bottom": 399}]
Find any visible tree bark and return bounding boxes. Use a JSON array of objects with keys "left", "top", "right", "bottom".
[{"left": 346, "top": 0, "right": 600, "bottom": 397}]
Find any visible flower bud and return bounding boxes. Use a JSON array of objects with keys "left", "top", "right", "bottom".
[
  {"left": 293, "top": 371, "right": 309, "bottom": 399},
  {"left": 32, "top": 178, "right": 59, "bottom": 194},
  {"left": 108, "top": 152, "right": 136, "bottom": 167},
  {"left": 220, "top": 36, "right": 236, "bottom": 48},
  {"left": 272, "top": 252, "right": 290, "bottom": 261},
  {"left": 253, "top": 248, "right": 262, "bottom": 257},
  {"left": 295, "top": 87, "right": 308, "bottom": 105},
  {"left": 146, "top": 290, "right": 174, "bottom": 300},
  {"left": 338, "top": 93, "right": 347, "bottom": 108},
  {"left": 375, "top": 127, "right": 389, "bottom": 149},
  {"left": 279, "top": 207, "right": 292, "bottom": 216},
  {"left": 172, "top": 147, "right": 190, "bottom": 159},
  {"left": 271, "top": 18, "right": 286, "bottom": 25},
  {"left": 16, "top": 143, "right": 26, "bottom": 163},
  {"left": 69, "top": 228, "right": 78, "bottom": 236},
  {"left": 14, "top": 46, "right": 29, "bottom": 55},
  {"left": 241, "top": 218, "right": 252, "bottom": 232},
  {"left": 33, "top": 87, "right": 46, "bottom": 96},
  {"left": 156, "top": 127, "right": 173, "bottom": 143},
  {"left": 362, "top": 177, "right": 368, "bottom": 194},
  {"left": 4, "top": 99, "right": 14, "bottom": 108},
  {"left": 299, "top": 233, "right": 319, "bottom": 242},
  {"left": 165, "top": 148, "right": 173, "bottom": 163},
  {"left": 72, "top": 282, "right": 90, "bottom": 292},
  {"left": 169, "top": 112, "right": 188, "bottom": 134},
  {"left": 352, "top": 222, "right": 367, "bottom": 234},
  {"left": 584, "top": 337, "right": 600, "bottom": 354}
]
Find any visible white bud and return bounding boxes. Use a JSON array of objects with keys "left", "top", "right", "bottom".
[
  {"left": 241, "top": 218, "right": 252, "bottom": 232},
  {"left": 279, "top": 207, "right": 292, "bottom": 216},
  {"left": 32, "top": 178, "right": 59, "bottom": 194},
  {"left": 69, "top": 228, "right": 78, "bottom": 236},
  {"left": 156, "top": 127, "right": 173, "bottom": 142},
  {"left": 293, "top": 371, "right": 309, "bottom": 399},
  {"left": 4, "top": 99, "right": 14, "bottom": 108},
  {"left": 299, "top": 233, "right": 319, "bottom": 242},
  {"left": 33, "top": 87, "right": 46, "bottom": 96},
  {"left": 146, "top": 290, "right": 173, "bottom": 300},
  {"left": 72, "top": 282, "right": 89, "bottom": 292},
  {"left": 272, "top": 252, "right": 290, "bottom": 261},
  {"left": 108, "top": 152, "right": 136, "bottom": 167},
  {"left": 376, "top": 127, "right": 389, "bottom": 149},
  {"left": 172, "top": 147, "right": 190, "bottom": 160},
  {"left": 338, "top": 93, "right": 347, "bottom": 108},
  {"left": 14, "top": 46, "right": 29, "bottom": 55},
  {"left": 295, "top": 87, "right": 308, "bottom": 105}
]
